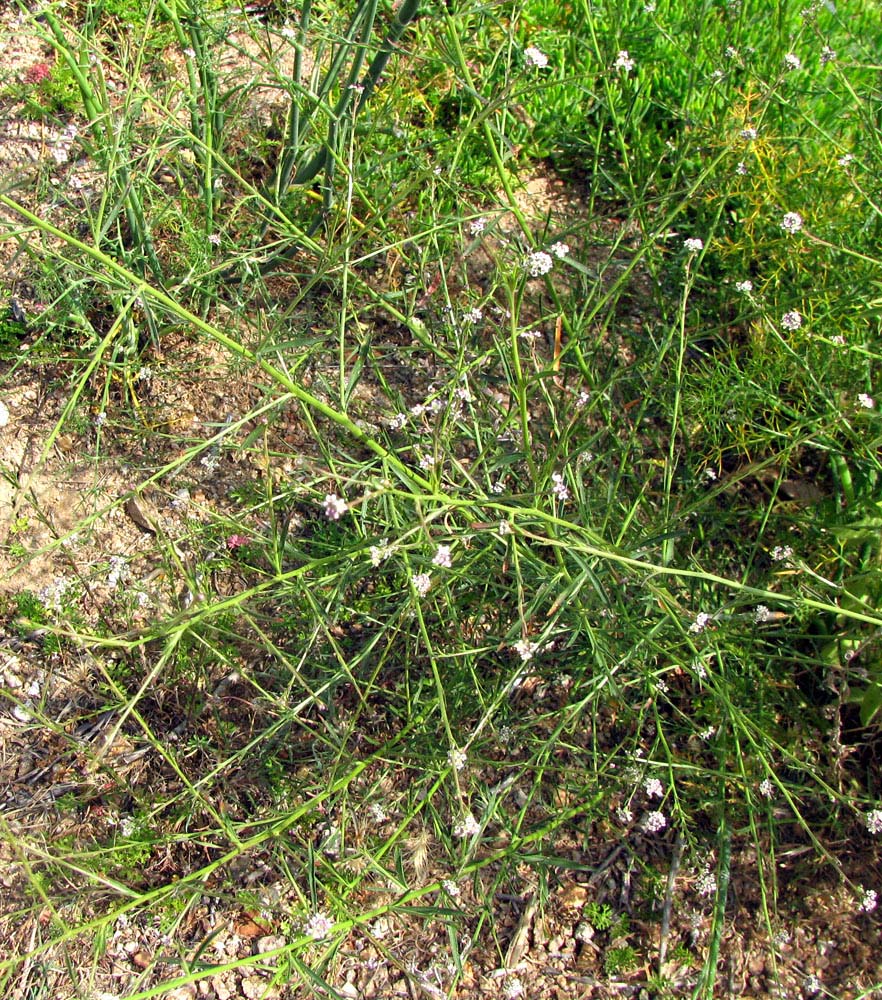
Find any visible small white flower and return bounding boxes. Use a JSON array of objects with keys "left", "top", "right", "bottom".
[
  {"left": 37, "top": 577, "right": 69, "bottom": 609},
  {"left": 705, "top": 468, "right": 718, "bottom": 481},
  {"left": 322, "top": 493, "right": 348, "bottom": 520},
  {"left": 739, "top": 127, "right": 758, "bottom": 141},
  {"left": 513, "top": 639, "right": 539, "bottom": 662},
  {"left": 784, "top": 52, "right": 802, "bottom": 70},
  {"left": 183, "top": 47, "right": 196, "bottom": 59},
  {"left": 525, "top": 250, "right": 554, "bottom": 277},
  {"left": 441, "top": 879, "right": 460, "bottom": 898},
  {"left": 857, "top": 393, "right": 875, "bottom": 409},
  {"left": 419, "top": 454, "right": 436, "bottom": 471},
  {"left": 208, "top": 232, "right": 221, "bottom": 246},
  {"left": 303, "top": 911, "right": 333, "bottom": 940},
  {"left": 432, "top": 544, "right": 452, "bottom": 568},
  {"left": 118, "top": 815, "right": 136, "bottom": 837},
  {"left": 771, "top": 545, "right": 793, "bottom": 563},
  {"left": 695, "top": 867, "right": 717, "bottom": 897},
  {"left": 389, "top": 412, "right": 408, "bottom": 430},
  {"left": 369, "top": 802, "right": 387, "bottom": 823},
  {"left": 755, "top": 605, "right": 772, "bottom": 623},
  {"left": 447, "top": 747, "right": 467, "bottom": 771},
  {"left": 454, "top": 812, "right": 481, "bottom": 838},
  {"left": 644, "top": 777, "right": 664, "bottom": 799},
  {"left": 735, "top": 279, "right": 753, "bottom": 293},
  {"left": 469, "top": 217, "right": 487, "bottom": 235},
  {"left": 280, "top": 24, "right": 297, "bottom": 39},
  {"left": 524, "top": 46, "right": 549, "bottom": 68},
  {"left": 94, "top": 411, "right": 108, "bottom": 427},
  {"left": 498, "top": 520, "right": 512, "bottom": 537},
  {"left": 463, "top": 308, "right": 483, "bottom": 323},
  {"left": 576, "top": 390, "right": 591, "bottom": 408},
  {"left": 549, "top": 241, "right": 570, "bottom": 258},
  {"left": 614, "top": 50, "right": 635, "bottom": 72},
  {"left": 858, "top": 887, "right": 877, "bottom": 913},
  {"left": 691, "top": 657, "right": 708, "bottom": 680},
  {"left": 642, "top": 810, "right": 667, "bottom": 833},
  {"left": 829, "top": 334, "right": 846, "bottom": 345},
  {"left": 781, "top": 310, "right": 802, "bottom": 331},
  {"left": 551, "top": 472, "right": 570, "bottom": 502},
  {"left": 370, "top": 538, "right": 396, "bottom": 567},
  {"left": 820, "top": 45, "right": 836, "bottom": 65},
  {"left": 684, "top": 237, "right": 704, "bottom": 252},
  {"left": 838, "top": 153, "right": 854, "bottom": 167},
  {"left": 735, "top": 160, "right": 748, "bottom": 175},
  {"left": 519, "top": 329, "right": 543, "bottom": 341},
  {"left": 689, "top": 612, "right": 712, "bottom": 635},
  {"left": 866, "top": 808, "right": 882, "bottom": 834},
  {"left": 107, "top": 555, "right": 130, "bottom": 589},
  {"left": 411, "top": 573, "right": 432, "bottom": 597},
  {"left": 780, "top": 211, "right": 804, "bottom": 234},
  {"left": 616, "top": 807, "right": 633, "bottom": 824},
  {"left": 759, "top": 778, "right": 775, "bottom": 799}
]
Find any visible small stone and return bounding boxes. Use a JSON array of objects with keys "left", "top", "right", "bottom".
[
  {"left": 574, "top": 922, "right": 594, "bottom": 944},
  {"left": 165, "top": 989, "right": 196, "bottom": 1000},
  {"left": 256, "top": 935, "right": 286, "bottom": 955},
  {"left": 212, "top": 976, "right": 233, "bottom": 1000},
  {"left": 241, "top": 978, "right": 263, "bottom": 1000},
  {"left": 241, "top": 977, "right": 277, "bottom": 1000}
]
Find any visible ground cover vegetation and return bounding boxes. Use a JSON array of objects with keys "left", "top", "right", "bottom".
[{"left": 0, "top": 0, "right": 880, "bottom": 996}]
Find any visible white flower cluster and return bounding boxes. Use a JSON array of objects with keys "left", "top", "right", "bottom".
[
  {"left": 524, "top": 46, "right": 549, "bottom": 69},
  {"left": 303, "top": 911, "right": 333, "bottom": 940},
  {"left": 695, "top": 867, "right": 717, "bottom": 897},
  {"left": 781, "top": 310, "right": 802, "bottom": 331},
  {"left": 780, "top": 211, "right": 803, "bottom": 234},
  {"left": 322, "top": 493, "right": 347, "bottom": 520},
  {"left": 513, "top": 639, "right": 540, "bottom": 662},
  {"left": 525, "top": 251, "right": 554, "bottom": 277},
  {"left": 370, "top": 538, "right": 397, "bottom": 566},
  {"left": 642, "top": 810, "right": 667, "bottom": 833},
  {"left": 689, "top": 612, "right": 712, "bottom": 635},
  {"left": 454, "top": 812, "right": 480, "bottom": 838}
]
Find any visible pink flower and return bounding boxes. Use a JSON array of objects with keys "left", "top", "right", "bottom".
[
  {"left": 24, "top": 62, "right": 52, "bottom": 85},
  {"left": 226, "top": 534, "right": 249, "bottom": 550}
]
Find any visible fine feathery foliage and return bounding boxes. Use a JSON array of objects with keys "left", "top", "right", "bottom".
[{"left": 0, "top": 0, "right": 881, "bottom": 997}]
